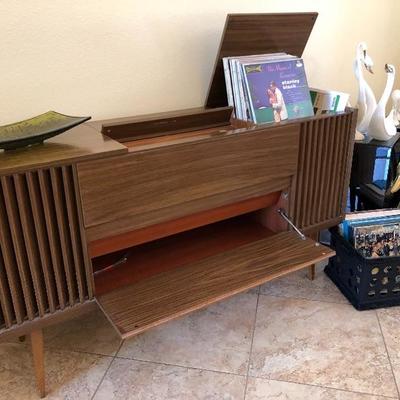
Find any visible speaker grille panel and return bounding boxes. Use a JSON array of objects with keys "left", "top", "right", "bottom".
[
  {"left": 292, "top": 111, "right": 356, "bottom": 232},
  {"left": 0, "top": 166, "right": 92, "bottom": 331}
]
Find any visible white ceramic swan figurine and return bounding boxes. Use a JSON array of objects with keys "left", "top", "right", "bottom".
[
  {"left": 353, "top": 42, "right": 376, "bottom": 139},
  {"left": 368, "top": 64, "right": 397, "bottom": 141},
  {"left": 388, "top": 89, "right": 400, "bottom": 126}
]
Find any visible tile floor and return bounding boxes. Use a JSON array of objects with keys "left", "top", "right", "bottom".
[{"left": 1, "top": 264, "right": 400, "bottom": 399}]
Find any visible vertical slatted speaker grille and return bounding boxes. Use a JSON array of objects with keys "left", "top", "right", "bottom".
[
  {"left": 293, "top": 112, "right": 355, "bottom": 231},
  {"left": 0, "top": 166, "right": 92, "bottom": 331}
]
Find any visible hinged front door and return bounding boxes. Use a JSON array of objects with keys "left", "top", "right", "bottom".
[{"left": 96, "top": 232, "right": 334, "bottom": 339}]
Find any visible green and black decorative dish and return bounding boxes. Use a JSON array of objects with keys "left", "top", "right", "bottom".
[{"left": 0, "top": 111, "right": 91, "bottom": 151}]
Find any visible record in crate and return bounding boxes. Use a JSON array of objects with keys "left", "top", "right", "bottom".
[{"left": 353, "top": 223, "right": 400, "bottom": 258}]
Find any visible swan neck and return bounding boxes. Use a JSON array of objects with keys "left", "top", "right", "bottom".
[
  {"left": 379, "top": 73, "right": 395, "bottom": 106},
  {"left": 354, "top": 57, "right": 363, "bottom": 82}
]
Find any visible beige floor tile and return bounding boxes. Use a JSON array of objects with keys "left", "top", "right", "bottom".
[
  {"left": 245, "top": 377, "right": 395, "bottom": 400},
  {"left": 94, "top": 357, "right": 246, "bottom": 400},
  {"left": 392, "top": 367, "right": 400, "bottom": 397},
  {"left": 247, "top": 286, "right": 260, "bottom": 295},
  {"left": 44, "top": 308, "right": 121, "bottom": 356},
  {"left": 0, "top": 341, "right": 112, "bottom": 400},
  {"left": 259, "top": 263, "right": 347, "bottom": 304},
  {"left": 250, "top": 295, "right": 397, "bottom": 397},
  {"left": 378, "top": 306, "right": 400, "bottom": 393},
  {"left": 118, "top": 291, "right": 257, "bottom": 374},
  {"left": 377, "top": 306, "right": 400, "bottom": 365}
]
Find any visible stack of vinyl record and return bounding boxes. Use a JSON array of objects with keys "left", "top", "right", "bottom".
[
  {"left": 223, "top": 52, "right": 313, "bottom": 123},
  {"left": 340, "top": 209, "right": 400, "bottom": 258}
]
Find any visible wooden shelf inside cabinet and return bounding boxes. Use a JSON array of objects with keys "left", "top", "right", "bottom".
[{"left": 96, "top": 230, "right": 334, "bottom": 339}]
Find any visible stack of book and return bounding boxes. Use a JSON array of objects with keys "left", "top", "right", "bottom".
[
  {"left": 223, "top": 53, "right": 314, "bottom": 123},
  {"left": 340, "top": 209, "right": 400, "bottom": 258}
]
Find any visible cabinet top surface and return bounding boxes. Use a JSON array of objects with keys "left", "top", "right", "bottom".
[
  {"left": 0, "top": 123, "right": 127, "bottom": 175},
  {"left": 0, "top": 106, "right": 354, "bottom": 176}
]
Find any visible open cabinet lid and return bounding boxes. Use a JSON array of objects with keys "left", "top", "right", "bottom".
[
  {"left": 96, "top": 231, "right": 333, "bottom": 339},
  {"left": 205, "top": 12, "right": 318, "bottom": 109}
]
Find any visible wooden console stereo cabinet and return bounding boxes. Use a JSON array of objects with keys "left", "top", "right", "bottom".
[{"left": 0, "top": 13, "right": 356, "bottom": 397}]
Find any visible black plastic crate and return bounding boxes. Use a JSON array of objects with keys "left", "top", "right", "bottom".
[{"left": 325, "top": 228, "right": 400, "bottom": 310}]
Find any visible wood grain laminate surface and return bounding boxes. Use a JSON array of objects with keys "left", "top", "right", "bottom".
[
  {"left": 206, "top": 13, "right": 318, "bottom": 108},
  {"left": 97, "top": 231, "right": 334, "bottom": 338},
  {"left": 0, "top": 123, "right": 126, "bottom": 176},
  {"left": 93, "top": 215, "right": 275, "bottom": 295},
  {"left": 77, "top": 124, "right": 300, "bottom": 242},
  {"left": 0, "top": 166, "right": 93, "bottom": 334},
  {"left": 87, "top": 106, "right": 232, "bottom": 132},
  {"left": 291, "top": 109, "right": 357, "bottom": 233},
  {"left": 89, "top": 192, "right": 281, "bottom": 258},
  {"left": 100, "top": 106, "right": 233, "bottom": 142}
]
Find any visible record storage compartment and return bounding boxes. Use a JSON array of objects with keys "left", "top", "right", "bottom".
[
  {"left": 91, "top": 194, "right": 333, "bottom": 339},
  {"left": 326, "top": 228, "right": 400, "bottom": 310}
]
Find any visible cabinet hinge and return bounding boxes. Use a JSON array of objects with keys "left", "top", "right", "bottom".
[{"left": 277, "top": 209, "right": 306, "bottom": 241}]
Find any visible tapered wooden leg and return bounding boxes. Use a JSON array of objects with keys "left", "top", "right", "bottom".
[
  {"left": 308, "top": 264, "right": 316, "bottom": 281},
  {"left": 307, "top": 231, "right": 319, "bottom": 281},
  {"left": 31, "top": 329, "right": 45, "bottom": 398}
]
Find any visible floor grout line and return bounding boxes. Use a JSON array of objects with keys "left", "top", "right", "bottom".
[
  {"left": 249, "top": 375, "right": 399, "bottom": 399},
  {"left": 375, "top": 310, "right": 400, "bottom": 400},
  {"left": 90, "top": 340, "right": 125, "bottom": 400},
  {"left": 40, "top": 274, "right": 400, "bottom": 399},
  {"left": 46, "top": 345, "right": 117, "bottom": 359},
  {"left": 243, "top": 291, "right": 260, "bottom": 400},
  {"left": 258, "top": 291, "right": 350, "bottom": 306},
  {"left": 114, "top": 353, "right": 246, "bottom": 378}
]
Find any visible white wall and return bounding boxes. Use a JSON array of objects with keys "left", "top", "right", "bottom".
[{"left": 1, "top": 0, "right": 400, "bottom": 124}]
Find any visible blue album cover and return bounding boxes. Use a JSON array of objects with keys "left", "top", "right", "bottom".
[{"left": 242, "top": 59, "right": 314, "bottom": 123}]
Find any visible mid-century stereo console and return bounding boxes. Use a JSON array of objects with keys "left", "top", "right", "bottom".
[{"left": 0, "top": 13, "right": 356, "bottom": 397}]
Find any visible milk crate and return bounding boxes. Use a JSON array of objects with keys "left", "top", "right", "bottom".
[{"left": 325, "top": 228, "right": 400, "bottom": 310}]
